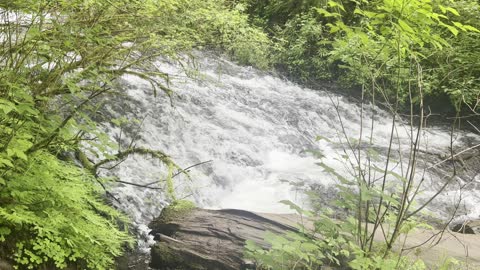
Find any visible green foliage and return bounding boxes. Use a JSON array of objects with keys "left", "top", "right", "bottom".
[
  {"left": 272, "top": 11, "right": 332, "bottom": 82},
  {"left": 157, "top": 200, "right": 196, "bottom": 223},
  {"left": 240, "top": 0, "right": 334, "bottom": 83},
  {"left": 161, "top": 0, "right": 272, "bottom": 68},
  {"left": 422, "top": 0, "right": 480, "bottom": 112},
  {"left": 238, "top": 0, "right": 479, "bottom": 268},
  {"left": 195, "top": 2, "right": 272, "bottom": 68},
  {"left": 318, "top": 0, "right": 477, "bottom": 105},
  {"left": 0, "top": 0, "right": 271, "bottom": 268},
  {"left": 348, "top": 249, "right": 427, "bottom": 270},
  {"left": 241, "top": 0, "right": 480, "bottom": 112},
  {"left": 0, "top": 152, "right": 132, "bottom": 269},
  {"left": 245, "top": 231, "right": 328, "bottom": 270},
  {"left": 244, "top": 200, "right": 429, "bottom": 270},
  {"left": 242, "top": 0, "right": 327, "bottom": 27}
]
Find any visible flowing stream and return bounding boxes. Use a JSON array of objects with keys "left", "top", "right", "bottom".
[{"left": 97, "top": 52, "right": 480, "bottom": 249}]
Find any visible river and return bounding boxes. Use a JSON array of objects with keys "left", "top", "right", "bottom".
[{"left": 96, "top": 52, "right": 480, "bottom": 250}]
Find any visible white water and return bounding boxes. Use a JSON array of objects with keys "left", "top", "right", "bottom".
[{"left": 97, "top": 53, "right": 480, "bottom": 248}]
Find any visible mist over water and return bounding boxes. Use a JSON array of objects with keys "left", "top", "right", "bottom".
[{"left": 97, "top": 53, "right": 480, "bottom": 248}]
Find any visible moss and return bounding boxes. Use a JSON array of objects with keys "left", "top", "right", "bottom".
[
  {"left": 75, "top": 150, "right": 94, "bottom": 172},
  {"left": 154, "top": 242, "right": 176, "bottom": 263},
  {"left": 150, "top": 242, "right": 211, "bottom": 270},
  {"left": 150, "top": 242, "right": 183, "bottom": 269},
  {"left": 159, "top": 200, "right": 196, "bottom": 223}
]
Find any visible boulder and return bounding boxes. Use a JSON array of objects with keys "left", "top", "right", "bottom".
[
  {"left": 148, "top": 205, "right": 300, "bottom": 270},
  {"left": 451, "top": 220, "right": 480, "bottom": 234},
  {"left": 149, "top": 204, "right": 480, "bottom": 269}
]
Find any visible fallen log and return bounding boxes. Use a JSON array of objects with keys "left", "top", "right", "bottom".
[{"left": 148, "top": 202, "right": 301, "bottom": 270}]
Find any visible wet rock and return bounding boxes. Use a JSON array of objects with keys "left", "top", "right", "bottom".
[
  {"left": 115, "top": 249, "right": 150, "bottom": 270},
  {"left": 451, "top": 220, "right": 480, "bottom": 234},
  {"left": 148, "top": 207, "right": 298, "bottom": 270},
  {"left": 148, "top": 206, "right": 480, "bottom": 269}
]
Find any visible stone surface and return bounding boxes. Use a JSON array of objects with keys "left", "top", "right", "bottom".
[
  {"left": 148, "top": 208, "right": 298, "bottom": 270},
  {"left": 149, "top": 208, "right": 480, "bottom": 269},
  {"left": 451, "top": 220, "right": 480, "bottom": 234}
]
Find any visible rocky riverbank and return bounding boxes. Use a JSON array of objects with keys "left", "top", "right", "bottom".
[{"left": 147, "top": 206, "right": 480, "bottom": 269}]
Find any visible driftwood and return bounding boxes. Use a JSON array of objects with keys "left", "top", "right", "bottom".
[{"left": 148, "top": 207, "right": 301, "bottom": 270}]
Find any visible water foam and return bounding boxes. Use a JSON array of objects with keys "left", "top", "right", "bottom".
[{"left": 97, "top": 53, "right": 480, "bottom": 249}]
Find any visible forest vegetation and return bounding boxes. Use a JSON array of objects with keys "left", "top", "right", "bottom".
[
  {"left": 0, "top": 0, "right": 267, "bottom": 268},
  {"left": 240, "top": 0, "right": 480, "bottom": 116},
  {"left": 0, "top": 0, "right": 479, "bottom": 269}
]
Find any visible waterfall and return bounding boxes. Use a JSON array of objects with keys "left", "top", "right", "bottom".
[{"left": 97, "top": 52, "right": 480, "bottom": 249}]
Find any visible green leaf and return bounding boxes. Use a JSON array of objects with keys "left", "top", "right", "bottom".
[
  {"left": 245, "top": 239, "right": 260, "bottom": 251},
  {"left": 328, "top": 1, "right": 345, "bottom": 12},
  {"left": 317, "top": 162, "right": 351, "bottom": 184},
  {"left": 446, "top": 25, "right": 459, "bottom": 36},
  {"left": 304, "top": 149, "right": 325, "bottom": 159},
  {"left": 279, "top": 200, "right": 304, "bottom": 215},
  {"left": 315, "top": 135, "right": 332, "bottom": 142},
  {"left": 463, "top": 24, "right": 480, "bottom": 33},
  {"left": 445, "top": 7, "right": 460, "bottom": 16},
  {"left": 15, "top": 150, "right": 28, "bottom": 161},
  {"left": 398, "top": 19, "right": 414, "bottom": 34},
  {"left": 438, "top": 4, "right": 447, "bottom": 14},
  {"left": 0, "top": 158, "right": 14, "bottom": 168},
  {"left": 0, "top": 99, "right": 16, "bottom": 114}
]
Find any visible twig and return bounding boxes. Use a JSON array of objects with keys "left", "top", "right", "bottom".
[
  {"left": 143, "top": 160, "right": 213, "bottom": 187},
  {"left": 468, "top": 120, "right": 480, "bottom": 134},
  {"left": 427, "top": 143, "right": 480, "bottom": 170},
  {"left": 172, "top": 160, "right": 213, "bottom": 178},
  {"left": 93, "top": 147, "right": 175, "bottom": 173},
  {"left": 95, "top": 178, "right": 121, "bottom": 203},
  {"left": 114, "top": 179, "right": 163, "bottom": 190},
  {"left": 110, "top": 160, "right": 212, "bottom": 190}
]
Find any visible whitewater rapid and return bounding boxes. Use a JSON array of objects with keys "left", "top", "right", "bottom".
[{"left": 97, "top": 53, "right": 480, "bottom": 248}]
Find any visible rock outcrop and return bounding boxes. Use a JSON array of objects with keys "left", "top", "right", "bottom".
[
  {"left": 451, "top": 219, "right": 480, "bottom": 234},
  {"left": 148, "top": 207, "right": 299, "bottom": 270},
  {"left": 149, "top": 206, "right": 480, "bottom": 269}
]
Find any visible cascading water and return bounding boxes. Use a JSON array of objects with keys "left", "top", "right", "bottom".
[{"left": 97, "top": 52, "right": 480, "bottom": 250}]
